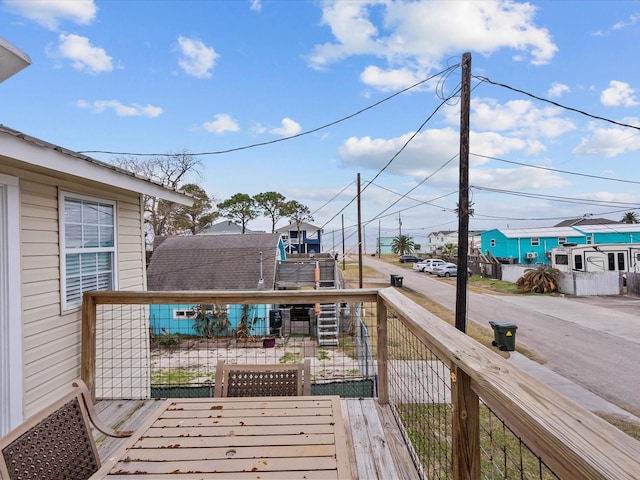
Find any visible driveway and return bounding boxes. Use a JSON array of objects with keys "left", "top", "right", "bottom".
[{"left": 360, "top": 255, "right": 640, "bottom": 418}]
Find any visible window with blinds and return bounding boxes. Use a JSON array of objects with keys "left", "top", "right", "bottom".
[{"left": 60, "top": 193, "right": 116, "bottom": 310}]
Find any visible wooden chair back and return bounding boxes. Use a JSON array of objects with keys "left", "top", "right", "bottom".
[
  {"left": 214, "top": 359, "right": 312, "bottom": 397},
  {"left": 0, "top": 380, "right": 131, "bottom": 480}
]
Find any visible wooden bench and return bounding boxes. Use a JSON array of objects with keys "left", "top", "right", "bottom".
[
  {"left": 214, "top": 359, "right": 312, "bottom": 397},
  {"left": 0, "top": 380, "right": 132, "bottom": 480}
]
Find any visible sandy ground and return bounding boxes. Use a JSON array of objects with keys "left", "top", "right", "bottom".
[{"left": 150, "top": 337, "right": 363, "bottom": 384}]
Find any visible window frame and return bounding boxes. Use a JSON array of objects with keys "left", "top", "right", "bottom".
[{"left": 59, "top": 191, "right": 118, "bottom": 312}]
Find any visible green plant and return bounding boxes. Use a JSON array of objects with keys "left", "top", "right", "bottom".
[
  {"left": 279, "top": 352, "right": 300, "bottom": 364},
  {"left": 516, "top": 266, "right": 561, "bottom": 293},
  {"left": 156, "top": 333, "right": 182, "bottom": 347},
  {"left": 318, "top": 350, "right": 331, "bottom": 361},
  {"left": 237, "top": 304, "right": 259, "bottom": 338},
  {"left": 192, "top": 304, "right": 228, "bottom": 338}
]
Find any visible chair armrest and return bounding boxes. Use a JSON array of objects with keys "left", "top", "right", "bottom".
[{"left": 73, "top": 380, "right": 133, "bottom": 438}]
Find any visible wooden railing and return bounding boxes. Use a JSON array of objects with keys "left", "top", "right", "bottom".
[{"left": 82, "top": 288, "right": 640, "bottom": 480}]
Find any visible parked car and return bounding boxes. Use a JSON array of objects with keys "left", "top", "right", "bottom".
[
  {"left": 399, "top": 254, "right": 422, "bottom": 263},
  {"left": 421, "top": 259, "right": 447, "bottom": 274},
  {"left": 412, "top": 260, "right": 430, "bottom": 271},
  {"left": 433, "top": 263, "right": 472, "bottom": 277}
]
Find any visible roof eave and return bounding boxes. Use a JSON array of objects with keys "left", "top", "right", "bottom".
[{"left": 0, "top": 126, "right": 193, "bottom": 206}]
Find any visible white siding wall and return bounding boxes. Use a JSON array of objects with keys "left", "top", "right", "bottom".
[{"left": 12, "top": 168, "right": 148, "bottom": 417}]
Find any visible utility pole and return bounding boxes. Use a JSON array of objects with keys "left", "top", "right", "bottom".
[
  {"left": 455, "top": 52, "right": 471, "bottom": 333},
  {"left": 357, "top": 173, "right": 363, "bottom": 288},
  {"left": 341, "top": 214, "right": 345, "bottom": 270},
  {"left": 398, "top": 213, "right": 403, "bottom": 254},
  {"left": 378, "top": 220, "right": 381, "bottom": 258}
]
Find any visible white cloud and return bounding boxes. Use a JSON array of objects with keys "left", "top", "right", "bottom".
[
  {"left": 77, "top": 99, "right": 163, "bottom": 117},
  {"left": 51, "top": 34, "right": 113, "bottom": 74},
  {"left": 308, "top": 0, "right": 557, "bottom": 90},
  {"left": 360, "top": 66, "right": 423, "bottom": 91},
  {"left": 250, "top": 0, "right": 262, "bottom": 12},
  {"left": 612, "top": 14, "right": 639, "bottom": 31},
  {"left": 601, "top": 80, "right": 638, "bottom": 107},
  {"left": 548, "top": 82, "right": 570, "bottom": 98},
  {"left": 572, "top": 120, "right": 640, "bottom": 158},
  {"left": 270, "top": 118, "right": 302, "bottom": 137},
  {"left": 177, "top": 36, "right": 218, "bottom": 79},
  {"left": 338, "top": 127, "right": 566, "bottom": 194},
  {"left": 471, "top": 166, "right": 568, "bottom": 190},
  {"left": 444, "top": 98, "right": 575, "bottom": 139},
  {"left": 4, "top": 0, "right": 97, "bottom": 30},
  {"left": 203, "top": 114, "right": 240, "bottom": 133}
]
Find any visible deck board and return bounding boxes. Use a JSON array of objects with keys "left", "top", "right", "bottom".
[{"left": 94, "top": 397, "right": 420, "bottom": 480}]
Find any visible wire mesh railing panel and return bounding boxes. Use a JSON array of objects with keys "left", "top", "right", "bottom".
[
  {"left": 94, "top": 299, "right": 378, "bottom": 400},
  {"left": 479, "top": 402, "right": 559, "bottom": 480},
  {"left": 385, "top": 313, "right": 561, "bottom": 480},
  {"left": 96, "top": 304, "right": 150, "bottom": 399},
  {"left": 387, "top": 314, "right": 452, "bottom": 479}
]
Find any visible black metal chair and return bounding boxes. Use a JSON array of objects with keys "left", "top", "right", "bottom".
[{"left": 0, "top": 379, "right": 131, "bottom": 480}]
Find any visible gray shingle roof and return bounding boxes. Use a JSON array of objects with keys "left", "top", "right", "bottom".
[{"left": 147, "top": 234, "right": 282, "bottom": 290}]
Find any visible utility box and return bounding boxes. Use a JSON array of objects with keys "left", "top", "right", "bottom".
[{"left": 489, "top": 321, "right": 517, "bottom": 351}]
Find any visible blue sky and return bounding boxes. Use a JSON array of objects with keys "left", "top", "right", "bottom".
[{"left": 2, "top": 0, "right": 640, "bottom": 252}]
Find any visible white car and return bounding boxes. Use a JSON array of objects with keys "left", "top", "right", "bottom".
[
  {"left": 423, "top": 259, "right": 447, "bottom": 274},
  {"left": 413, "top": 259, "right": 446, "bottom": 273},
  {"left": 412, "top": 260, "right": 430, "bottom": 272}
]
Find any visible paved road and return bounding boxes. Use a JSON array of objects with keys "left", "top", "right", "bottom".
[{"left": 360, "top": 256, "right": 640, "bottom": 420}]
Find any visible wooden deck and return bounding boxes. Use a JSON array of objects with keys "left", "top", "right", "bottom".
[{"left": 94, "top": 397, "right": 420, "bottom": 480}]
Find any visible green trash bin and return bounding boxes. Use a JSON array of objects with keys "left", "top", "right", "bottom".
[
  {"left": 390, "top": 274, "right": 398, "bottom": 286},
  {"left": 489, "top": 321, "right": 517, "bottom": 351},
  {"left": 395, "top": 276, "right": 403, "bottom": 288}
]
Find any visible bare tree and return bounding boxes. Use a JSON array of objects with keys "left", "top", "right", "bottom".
[{"left": 113, "top": 150, "right": 202, "bottom": 243}]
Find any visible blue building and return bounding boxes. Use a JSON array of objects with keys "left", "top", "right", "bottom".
[
  {"left": 480, "top": 223, "right": 640, "bottom": 265},
  {"left": 276, "top": 221, "right": 323, "bottom": 254}
]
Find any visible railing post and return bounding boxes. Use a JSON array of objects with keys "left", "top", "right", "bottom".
[
  {"left": 81, "top": 292, "right": 97, "bottom": 402},
  {"left": 376, "top": 295, "right": 388, "bottom": 404},
  {"left": 451, "top": 366, "right": 480, "bottom": 479}
]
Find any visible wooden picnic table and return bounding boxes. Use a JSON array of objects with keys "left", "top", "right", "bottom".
[{"left": 90, "top": 395, "right": 352, "bottom": 479}]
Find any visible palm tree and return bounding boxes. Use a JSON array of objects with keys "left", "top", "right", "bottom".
[
  {"left": 391, "top": 235, "right": 415, "bottom": 255},
  {"left": 455, "top": 200, "right": 475, "bottom": 217},
  {"left": 441, "top": 243, "right": 457, "bottom": 257},
  {"left": 621, "top": 211, "right": 639, "bottom": 224},
  {"left": 516, "top": 266, "right": 561, "bottom": 293}
]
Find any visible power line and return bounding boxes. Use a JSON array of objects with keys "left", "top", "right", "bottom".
[
  {"left": 472, "top": 153, "right": 640, "bottom": 185},
  {"left": 78, "top": 65, "right": 460, "bottom": 158},
  {"left": 317, "top": 88, "right": 460, "bottom": 231},
  {"left": 475, "top": 75, "right": 640, "bottom": 132}
]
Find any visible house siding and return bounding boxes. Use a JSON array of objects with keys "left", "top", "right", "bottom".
[{"left": 10, "top": 171, "right": 148, "bottom": 418}]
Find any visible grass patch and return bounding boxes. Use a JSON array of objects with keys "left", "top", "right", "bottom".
[
  {"left": 396, "top": 403, "right": 558, "bottom": 479},
  {"left": 279, "top": 351, "right": 300, "bottom": 364},
  {"left": 340, "top": 261, "right": 384, "bottom": 281},
  {"left": 468, "top": 275, "right": 520, "bottom": 294},
  {"left": 318, "top": 349, "right": 331, "bottom": 361},
  {"left": 151, "top": 368, "right": 205, "bottom": 385}
]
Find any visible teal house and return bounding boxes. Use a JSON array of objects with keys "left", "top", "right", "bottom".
[{"left": 481, "top": 222, "right": 640, "bottom": 265}]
